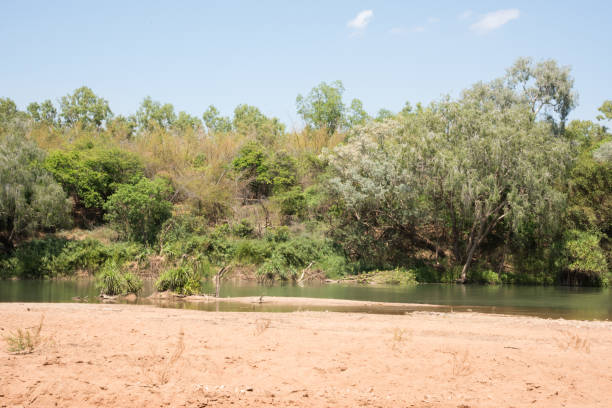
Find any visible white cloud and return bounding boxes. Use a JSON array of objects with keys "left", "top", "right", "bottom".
[
  {"left": 470, "top": 9, "right": 520, "bottom": 33},
  {"left": 427, "top": 17, "right": 440, "bottom": 24},
  {"left": 389, "top": 27, "right": 408, "bottom": 35},
  {"left": 412, "top": 26, "right": 425, "bottom": 33},
  {"left": 347, "top": 10, "right": 374, "bottom": 30},
  {"left": 458, "top": 10, "right": 473, "bottom": 20}
]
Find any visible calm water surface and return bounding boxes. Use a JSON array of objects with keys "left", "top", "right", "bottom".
[{"left": 1, "top": 279, "right": 611, "bottom": 320}]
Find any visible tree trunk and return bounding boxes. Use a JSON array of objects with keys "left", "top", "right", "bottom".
[{"left": 458, "top": 241, "right": 478, "bottom": 283}]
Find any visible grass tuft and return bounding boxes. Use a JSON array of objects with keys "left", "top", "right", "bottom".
[{"left": 4, "top": 315, "right": 44, "bottom": 354}]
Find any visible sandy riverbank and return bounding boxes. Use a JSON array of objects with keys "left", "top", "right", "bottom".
[
  {"left": 1, "top": 303, "right": 611, "bottom": 407},
  {"left": 151, "top": 292, "right": 445, "bottom": 309}
]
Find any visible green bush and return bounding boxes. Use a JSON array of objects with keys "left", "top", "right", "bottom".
[
  {"left": 232, "top": 219, "right": 255, "bottom": 238},
  {"left": 104, "top": 177, "right": 173, "bottom": 244},
  {"left": 155, "top": 265, "right": 202, "bottom": 295},
  {"left": 264, "top": 226, "right": 290, "bottom": 243},
  {"left": 5, "top": 237, "right": 68, "bottom": 279},
  {"left": 123, "top": 271, "right": 144, "bottom": 294},
  {"left": 96, "top": 263, "right": 144, "bottom": 296},
  {"left": 561, "top": 230, "right": 609, "bottom": 286},
  {"left": 234, "top": 239, "right": 272, "bottom": 264},
  {"left": 275, "top": 187, "right": 307, "bottom": 222},
  {"left": 314, "top": 254, "right": 348, "bottom": 279},
  {"left": 47, "top": 238, "right": 110, "bottom": 275},
  {"left": 256, "top": 236, "right": 345, "bottom": 281},
  {"left": 0, "top": 237, "right": 149, "bottom": 279},
  {"left": 371, "top": 268, "right": 418, "bottom": 285},
  {"left": 468, "top": 269, "right": 501, "bottom": 285},
  {"left": 96, "top": 264, "right": 125, "bottom": 295}
]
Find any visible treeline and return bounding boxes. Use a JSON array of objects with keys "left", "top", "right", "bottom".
[{"left": 0, "top": 57, "right": 610, "bottom": 287}]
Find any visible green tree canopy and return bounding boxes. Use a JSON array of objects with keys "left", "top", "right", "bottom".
[
  {"left": 44, "top": 147, "right": 144, "bottom": 223},
  {"left": 325, "top": 58, "right": 574, "bottom": 280},
  {"left": 505, "top": 57, "right": 577, "bottom": 130},
  {"left": 597, "top": 100, "right": 612, "bottom": 121},
  {"left": 296, "top": 80, "right": 346, "bottom": 135},
  {"left": 27, "top": 100, "right": 57, "bottom": 125},
  {"left": 59, "top": 86, "right": 112, "bottom": 128},
  {"left": 136, "top": 97, "right": 176, "bottom": 131},
  {"left": 232, "top": 104, "right": 285, "bottom": 144},
  {"left": 174, "top": 111, "right": 202, "bottom": 132},
  {"left": 0, "top": 135, "right": 71, "bottom": 250},
  {"left": 232, "top": 142, "right": 296, "bottom": 198},
  {"left": 202, "top": 105, "right": 233, "bottom": 133}
]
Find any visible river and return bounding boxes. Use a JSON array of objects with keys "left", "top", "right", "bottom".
[{"left": 1, "top": 279, "right": 611, "bottom": 320}]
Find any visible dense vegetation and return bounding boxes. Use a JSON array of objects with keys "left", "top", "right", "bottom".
[{"left": 0, "top": 57, "right": 610, "bottom": 290}]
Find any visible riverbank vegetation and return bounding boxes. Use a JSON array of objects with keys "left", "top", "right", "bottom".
[{"left": 0, "top": 57, "right": 610, "bottom": 288}]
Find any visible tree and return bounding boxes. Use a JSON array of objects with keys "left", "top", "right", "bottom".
[
  {"left": 325, "top": 58, "right": 574, "bottom": 280},
  {"left": 346, "top": 98, "right": 370, "bottom": 127},
  {"left": 44, "top": 147, "right": 144, "bottom": 223},
  {"left": 104, "top": 177, "right": 173, "bottom": 244},
  {"left": 136, "top": 97, "right": 176, "bottom": 131},
  {"left": 0, "top": 98, "right": 28, "bottom": 134},
  {"left": 566, "top": 135, "right": 612, "bottom": 238},
  {"left": 202, "top": 105, "right": 232, "bottom": 133},
  {"left": 174, "top": 111, "right": 202, "bottom": 132},
  {"left": 232, "top": 142, "right": 296, "bottom": 198},
  {"left": 597, "top": 100, "right": 612, "bottom": 121},
  {"left": 233, "top": 104, "right": 284, "bottom": 144},
  {"left": 427, "top": 93, "right": 569, "bottom": 282},
  {"left": 27, "top": 100, "right": 57, "bottom": 125},
  {"left": 59, "top": 86, "right": 112, "bottom": 128},
  {"left": 0, "top": 135, "right": 71, "bottom": 250},
  {"left": 296, "top": 80, "right": 346, "bottom": 135},
  {"left": 505, "top": 57, "right": 577, "bottom": 131},
  {"left": 0, "top": 98, "right": 19, "bottom": 127},
  {"left": 375, "top": 108, "right": 394, "bottom": 122}
]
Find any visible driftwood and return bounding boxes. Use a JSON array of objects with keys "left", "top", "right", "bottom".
[
  {"left": 214, "top": 265, "right": 229, "bottom": 298},
  {"left": 296, "top": 262, "right": 314, "bottom": 286}
]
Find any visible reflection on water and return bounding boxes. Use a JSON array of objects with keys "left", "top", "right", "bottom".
[{"left": 0, "top": 279, "right": 611, "bottom": 321}]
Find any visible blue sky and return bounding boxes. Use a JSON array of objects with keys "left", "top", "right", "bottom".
[{"left": 1, "top": 1, "right": 610, "bottom": 127}]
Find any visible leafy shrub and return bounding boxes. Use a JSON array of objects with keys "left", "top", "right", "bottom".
[
  {"left": 264, "top": 226, "right": 290, "bottom": 243},
  {"left": 411, "top": 264, "right": 458, "bottom": 283},
  {"left": 0, "top": 237, "right": 149, "bottom": 279},
  {"left": 47, "top": 238, "right": 110, "bottom": 275},
  {"left": 314, "top": 254, "right": 348, "bottom": 278},
  {"left": 9, "top": 237, "right": 69, "bottom": 279},
  {"left": 468, "top": 269, "right": 501, "bottom": 285},
  {"left": 256, "top": 236, "right": 344, "bottom": 281},
  {"left": 370, "top": 268, "right": 418, "bottom": 285},
  {"left": 561, "top": 230, "right": 609, "bottom": 286},
  {"left": 234, "top": 240, "right": 272, "bottom": 264},
  {"left": 232, "top": 219, "right": 255, "bottom": 238},
  {"left": 155, "top": 265, "right": 202, "bottom": 295},
  {"left": 104, "top": 177, "right": 173, "bottom": 244},
  {"left": 275, "top": 187, "right": 307, "bottom": 222}
]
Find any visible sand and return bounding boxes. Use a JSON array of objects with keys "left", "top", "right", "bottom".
[{"left": 1, "top": 302, "right": 611, "bottom": 408}]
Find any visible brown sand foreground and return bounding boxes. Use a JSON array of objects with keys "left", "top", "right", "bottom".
[{"left": 1, "top": 303, "right": 611, "bottom": 408}]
